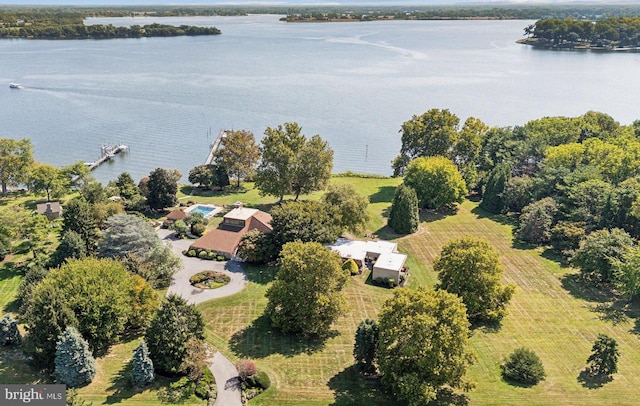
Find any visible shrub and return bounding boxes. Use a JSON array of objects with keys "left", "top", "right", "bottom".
[
  {"left": 131, "top": 340, "right": 155, "bottom": 388},
  {"left": 374, "top": 277, "right": 384, "bottom": 285},
  {"left": 0, "top": 314, "right": 22, "bottom": 346},
  {"left": 342, "top": 259, "right": 360, "bottom": 276},
  {"left": 254, "top": 370, "right": 270, "bottom": 389},
  {"left": 388, "top": 278, "right": 395, "bottom": 288},
  {"left": 216, "top": 255, "right": 225, "bottom": 261},
  {"left": 501, "top": 347, "right": 546, "bottom": 386},
  {"left": 195, "top": 367, "right": 216, "bottom": 399},
  {"left": 191, "top": 223, "right": 206, "bottom": 237},
  {"left": 198, "top": 250, "right": 209, "bottom": 259},
  {"left": 236, "top": 359, "right": 257, "bottom": 382},
  {"left": 157, "top": 377, "right": 194, "bottom": 403},
  {"left": 187, "top": 250, "right": 196, "bottom": 257}
]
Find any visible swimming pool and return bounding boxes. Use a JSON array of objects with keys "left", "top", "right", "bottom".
[{"left": 184, "top": 204, "right": 222, "bottom": 219}]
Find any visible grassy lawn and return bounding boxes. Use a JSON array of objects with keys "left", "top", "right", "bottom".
[{"left": 3, "top": 177, "right": 640, "bottom": 405}]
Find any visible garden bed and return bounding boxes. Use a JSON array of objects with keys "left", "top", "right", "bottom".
[{"left": 189, "top": 270, "right": 230, "bottom": 289}]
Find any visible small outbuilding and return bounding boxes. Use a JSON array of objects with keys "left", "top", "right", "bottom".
[
  {"left": 36, "top": 201, "right": 62, "bottom": 221},
  {"left": 328, "top": 238, "right": 408, "bottom": 285},
  {"left": 162, "top": 209, "right": 188, "bottom": 228}
]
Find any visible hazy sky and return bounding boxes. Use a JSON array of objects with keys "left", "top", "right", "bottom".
[{"left": 0, "top": 0, "right": 630, "bottom": 6}]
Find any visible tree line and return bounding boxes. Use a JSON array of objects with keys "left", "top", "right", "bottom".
[{"left": 523, "top": 16, "right": 640, "bottom": 49}]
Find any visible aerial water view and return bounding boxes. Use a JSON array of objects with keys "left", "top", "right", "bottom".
[{"left": 1, "top": 1, "right": 640, "bottom": 405}]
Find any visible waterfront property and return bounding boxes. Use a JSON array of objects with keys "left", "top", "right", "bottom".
[
  {"left": 328, "top": 238, "right": 408, "bottom": 284},
  {"left": 189, "top": 203, "right": 272, "bottom": 259}
]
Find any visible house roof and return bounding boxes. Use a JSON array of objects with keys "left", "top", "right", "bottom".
[
  {"left": 166, "top": 209, "right": 187, "bottom": 221},
  {"left": 36, "top": 201, "right": 62, "bottom": 214},
  {"left": 373, "top": 252, "right": 407, "bottom": 272},
  {"left": 189, "top": 209, "right": 272, "bottom": 255},
  {"left": 224, "top": 207, "right": 259, "bottom": 221},
  {"left": 328, "top": 238, "right": 397, "bottom": 261}
]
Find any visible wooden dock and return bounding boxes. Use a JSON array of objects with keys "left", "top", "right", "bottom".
[
  {"left": 204, "top": 130, "right": 228, "bottom": 165},
  {"left": 85, "top": 144, "right": 129, "bottom": 171}
]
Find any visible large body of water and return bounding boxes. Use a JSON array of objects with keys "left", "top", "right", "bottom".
[{"left": 2, "top": 15, "right": 640, "bottom": 183}]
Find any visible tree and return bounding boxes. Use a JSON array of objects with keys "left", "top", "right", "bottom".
[
  {"left": 434, "top": 237, "right": 515, "bottom": 323},
  {"left": 321, "top": 183, "right": 369, "bottom": 234},
  {"left": 0, "top": 313, "right": 22, "bottom": 346},
  {"left": 397, "top": 108, "right": 460, "bottom": 170},
  {"left": 378, "top": 288, "right": 475, "bottom": 405},
  {"left": 131, "top": 340, "right": 155, "bottom": 388},
  {"left": 255, "top": 122, "right": 333, "bottom": 202},
  {"left": 23, "top": 282, "right": 78, "bottom": 369},
  {"left": 388, "top": 184, "right": 419, "bottom": 234},
  {"left": 111, "top": 172, "right": 139, "bottom": 200},
  {"left": 236, "top": 359, "right": 257, "bottom": 382},
  {"left": 265, "top": 241, "right": 348, "bottom": 337},
  {"left": 98, "top": 214, "right": 180, "bottom": 288},
  {"left": 353, "top": 318, "right": 379, "bottom": 374},
  {"left": 145, "top": 168, "right": 181, "bottom": 210},
  {"left": 0, "top": 138, "right": 34, "bottom": 197},
  {"left": 16, "top": 265, "right": 48, "bottom": 316},
  {"left": 49, "top": 230, "right": 87, "bottom": 268},
  {"left": 213, "top": 129, "right": 260, "bottom": 188},
  {"left": 610, "top": 246, "right": 640, "bottom": 302},
  {"left": 236, "top": 229, "right": 278, "bottom": 264},
  {"left": 28, "top": 163, "right": 69, "bottom": 202},
  {"left": 62, "top": 199, "right": 100, "bottom": 253},
  {"left": 516, "top": 197, "right": 558, "bottom": 244},
  {"left": 403, "top": 156, "right": 467, "bottom": 210},
  {"left": 54, "top": 326, "right": 96, "bottom": 388},
  {"left": 586, "top": 334, "right": 619, "bottom": 377},
  {"left": 572, "top": 228, "right": 633, "bottom": 284},
  {"left": 501, "top": 348, "right": 546, "bottom": 386},
  {"left": 188, "top": 164, "right": 229, "bottom": 191},
  {"left": 503, "top": 176, "right": 534, "bottom": 213},
  {"left": 63, "top": 161, "right": 93, "bottom": 189},
  {"left": 480, "top": 162, "right": 511, "bottom": 214},
  {"left": 146, "top": 294, "right": 205, "bottom": 376},
  {"left": 270, "top": 200, "right": 341, "bottom": 249}
]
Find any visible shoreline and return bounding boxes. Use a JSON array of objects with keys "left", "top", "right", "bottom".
[{"left": 517, "top": 38, "right": 640, "bottom": 52}]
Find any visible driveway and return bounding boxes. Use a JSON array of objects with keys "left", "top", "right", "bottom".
[{"left": 156, "top": 228, "right": 244, "bottom": 406}]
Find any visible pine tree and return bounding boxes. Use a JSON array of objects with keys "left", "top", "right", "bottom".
[
  {"left": 0, "top": 313, "right": 22, "bottom": 346},
  {"left": 480, "top": 162, "right": 511, "bottom": 214},
  {"left": 54, "top": 327, "right": 96, "bottom": 388},
  {"left": 587, "top": 334, "right": 619, "bottom": 377},
  {"left": 388, "top": 184, "right": 419, "bottom": 234},
  {"left": 131, "top": 340, "right": 155, "bottom": 388},
  {"left": 353, "top": 318, "right": 379, "bottom": 374}
]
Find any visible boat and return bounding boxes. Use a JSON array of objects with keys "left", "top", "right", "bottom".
[{"left": 9, "top": 83, "right": 22, "bottom": 89}]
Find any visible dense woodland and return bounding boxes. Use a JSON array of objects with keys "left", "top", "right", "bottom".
[
  {"left": 522, "top": 16, "right": 640, "bottom": 49},
  {"left": 0, "top": 9, "right": 220, "bottom": 39}
]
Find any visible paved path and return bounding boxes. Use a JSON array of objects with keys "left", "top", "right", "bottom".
[{"left": 157, "top": 228, "right": 244, "bottom": 406}]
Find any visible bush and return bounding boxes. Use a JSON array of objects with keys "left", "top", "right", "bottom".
[
  {"left": 374, "top": 277, "right": 384, "bottom": 285},
  {"left": 0, "top": 314, "right": 22, "bottom": 346},
  {"left": 342, "top": 259, "right": 360, "bottom": 276},
  {"left": 189, "top": 271, "right": 230, "bottom": 289},
  {"left": 191, "top": 223, "right": 206, "bottom": 237},
  {"left": 157, "top": 377, "right": 194, "bottom": 403},
  {"left": 186, "top": 250, "right": 197, "bottom": 257},
  {"left": 195, "top": 367, "right": 216, "bottom": 399},
  {"left": 236, "top": 359, "right": 257, "bottom": 382},
  {"left": 388, "top": 278, "right": 395, "bottom": 288},
  {"left": 501, "top": 347, "right": 546, "bottom": 386},
  {"left": 216, "top": 255, "right": 225, "bottom": 261},
  {"left": 254, "top": 370, "right": 270, "bottom": 389}
]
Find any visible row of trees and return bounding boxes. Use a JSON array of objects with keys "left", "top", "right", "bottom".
[
  {"left": 527, "top": 16, "right": 640, "bottom": 49},
  {"left": 190, "top": 123, "right": 335, "bottom": 203}
]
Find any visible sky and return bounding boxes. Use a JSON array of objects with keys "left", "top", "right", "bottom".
[{"left": 0, "top": 0, "right": 634, "bottom": 6}]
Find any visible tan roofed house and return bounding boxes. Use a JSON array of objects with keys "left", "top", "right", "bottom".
[
  {"left": 189, "top": 206, "right": 272, "bottom": 259},
  {"left": 36, "top": 201, "right": 62, "bottom": 220}
]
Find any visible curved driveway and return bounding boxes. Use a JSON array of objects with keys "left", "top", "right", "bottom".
[{"left": 157, "top": 228, "right": 244, "bottom": 406}]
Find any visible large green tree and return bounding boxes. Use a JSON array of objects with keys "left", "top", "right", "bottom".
[
  {"left": 480, "top": 162, "right": 511, "bottom": 214},
  {"left": 611, "top": 246, "right": 640, "bottom": 302},
  {"left": 255, "top": 122, "right": 333, "bottom": 201},
  {"left": 28, "top": 163, "right": 70, "bottom": 202},
  {"left": 434, "top": 237, "right": 515, "bottom": 323},
  {"left": 265, "top": 241, "right": 348, "bottom": 337},
  {"left": 572, "top": 228, "right": 633, "bottom": 284},
  {"left": 270, "top": 200, "right": 341, "bottom": 249},
  {"left": 321, "top": 183, "right": 369, "bottom": 234},
  {"left": 516, "top": 197, "right": 558, "bottom": 244},
  {"left": 403, "top": 156, "right": 467, "bottom": 210},
  {"left": 188, "top": 164, "right": 229, "bottom": 191},
  {"left": 388, "top": 183, "right": 419, "bottom": 234},
  {"left": 62, "top": 199, "right": 100, "bottom": 253},
  {"left": 145, "top": 294, "right": 205, "bottom": 376},
  {"left": 378, "top": 287, "right": 475, "bottom": 405},
  {"left": 353, "top": 318, "right": 379, "bottom": 374},
  {"left": 0, "top": 138, "right": 34, "bottom": 196},
  {"left": 586, "top": 334, "right": 619, "bottom": 377},
  {"left": 397, "top": 108, "right": 460, "bottom": 167},
  {"left": 213, "top": 129, "right": 260, "bottom": 188},
  {"left": 145, "top": 168, "right": 181, "bottom": 210}
]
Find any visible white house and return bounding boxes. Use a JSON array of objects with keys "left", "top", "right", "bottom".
[{"left": 328, "top": 238, "right": 408, "bottom": 285}]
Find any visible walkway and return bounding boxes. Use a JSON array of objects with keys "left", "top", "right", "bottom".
[{"left": 157, "top": 228, "right": 244, "bottom": 406}]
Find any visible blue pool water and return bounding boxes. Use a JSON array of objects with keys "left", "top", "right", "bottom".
[{"left": 191, "top": 205, "right": 215, "bottom": 216}]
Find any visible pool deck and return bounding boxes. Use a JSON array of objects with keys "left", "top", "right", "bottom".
[{"left": 184, "top": 203, "right": 223, "bottom": 218}]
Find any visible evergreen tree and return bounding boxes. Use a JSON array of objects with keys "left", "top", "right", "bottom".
[
  {"left": 131, "top": 340, "right": 155, "bottom": 388},
  {"left": 54, "top": 327, "right": 96, "bottom": 388},
  {"left": 501, "top": 347, "right": 546, "bottom": 386},
  {"left": 388, "top": 184, "right": 419, "bottom": 234},
  {"left": 0, "top": 313, "right": 22, "bottom": 346},
  {"left": 353, "top": 318, "right": 379, "bottom": 374},
  {"left": 62, "top": 199, "right": 100, "bottom": 253},
  {"left": 49, "top": 230, "right": 87, "bottom": 268},
  {"left": 145, "top": 294, "right": 204, "bottom": 376},
  {"left": 480, "top": 162, "right": 511, "bottom": 214}
]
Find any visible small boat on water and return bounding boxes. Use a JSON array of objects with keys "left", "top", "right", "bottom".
[{"left": 9, "top": 83, "right": 22, "bottom": 89}]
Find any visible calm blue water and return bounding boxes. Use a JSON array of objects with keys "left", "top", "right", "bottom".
[
  {"left": 191, "top": 205, "right": 215, "bottom": 216},
  {"left": 2, "top": 15, "right": 640, "bottom": 183}
]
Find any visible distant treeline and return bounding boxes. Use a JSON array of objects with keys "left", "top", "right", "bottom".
[
  {"left": 522, "top": 16, "right": 640, "bottom": 50},
  {"left": 0, "top": 9, "right": 220, "bottom": 39}
]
